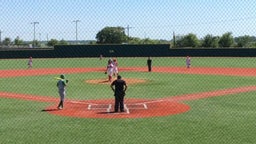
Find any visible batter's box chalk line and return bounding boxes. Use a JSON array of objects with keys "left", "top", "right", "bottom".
[
  {"left": 87, "top": 103, "right": 149, "bottom": 114},
  {"left": 125, "top": 103, "right": 148, "bottom": 109},
  {"left": 88, "top": 104, "right": 111, "bottom": 110}
]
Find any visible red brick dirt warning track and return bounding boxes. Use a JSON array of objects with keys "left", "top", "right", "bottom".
[{"left": 1, "top": 67, "right": 256, "bottom": 119}]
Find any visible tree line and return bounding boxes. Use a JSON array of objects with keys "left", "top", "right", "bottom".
[
  {"left": 1, "top": 27, "right": 256, "bottom": 48},
  {"left": 174, "top": 32, "right": 256, "bottom": 48}
]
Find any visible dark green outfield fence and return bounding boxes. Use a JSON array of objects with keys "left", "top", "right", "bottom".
[{"left": 1, "top": 44, "right": 256, "bottom": 59}]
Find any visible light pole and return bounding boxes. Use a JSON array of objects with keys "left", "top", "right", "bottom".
[
  {"left": 0, "top": 30, "right": 2, "bottom": 46},
  {"left": 73, "top": 20, "right": 80, "bottom": 44},
  {"left": 173, "top": 31, "right": 176, "bottom": 48},
  {"left": 31, "top": 22, "right": 39, "bottom": 47}
]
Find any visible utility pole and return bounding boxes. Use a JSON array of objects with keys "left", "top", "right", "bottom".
[
  {"left": 125, "top": 25, "right": 133, "bottom": 44},
  {"left": 173, "top": 31, "right": 176, "bottom": 48},
  {"left": 0, "top": 30, "right": 2, "bottom": 46},
  {"left": 31, "top": 22, "right": 39, "bottom": 47},
  {"left": 39, "top": 33, "right": 41, "bottom": 46},
  {"left": 73, "top": 20, "right": 80, "bottom": 44}
]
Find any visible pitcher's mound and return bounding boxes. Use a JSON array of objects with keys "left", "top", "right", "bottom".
[{"left": 86, "top": 78, "right": 147, "bottom": 85}]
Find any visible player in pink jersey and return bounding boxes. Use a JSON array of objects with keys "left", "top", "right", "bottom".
[
  {"left": 186, "top": 56, "right": 191, "bottom": 68},
  {"left": 27, "top": 56, "right": 33, "bottom": 69}
]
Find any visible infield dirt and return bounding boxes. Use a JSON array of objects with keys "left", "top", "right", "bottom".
[{"left": 1, "top": 66, "right": 256, "bottom": 119}]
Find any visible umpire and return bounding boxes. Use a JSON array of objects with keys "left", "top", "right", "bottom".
[
  {"left": 147, "top": 57, "right": 152, "bottom": 72},
  {"left": 110, "top": 75, "right": 127, "bottom": 112}
]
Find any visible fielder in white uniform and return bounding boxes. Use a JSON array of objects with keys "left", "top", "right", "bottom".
[{"left": 106, "top": 60, "right": 114, "bottom": 82}]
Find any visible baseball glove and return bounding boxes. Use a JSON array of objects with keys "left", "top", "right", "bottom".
[
  {"left": 104, "top": 72, "right": 107, "bottom": 74},
  {"left": 66, "top": 80, "right": 69, "bottom": 83}
]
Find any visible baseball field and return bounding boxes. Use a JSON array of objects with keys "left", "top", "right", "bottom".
[{"left": 1, "top": 57, "right": 256, "bottom": 144}]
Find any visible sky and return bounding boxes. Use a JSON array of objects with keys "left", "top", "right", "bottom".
[{"left": 1, "top": 0, "right": 256, "bottom": 41}]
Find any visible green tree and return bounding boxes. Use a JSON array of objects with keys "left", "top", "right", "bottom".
[
  {"left": 14, "top": 36, "right": 23, "bottom": 46},
  {"left": 251, "top": 42, "right": 256, "bottom": 48},
  {"left": 234, "top": 35, "right": 251, "bottom": 47},
  {"left": 3, "top": 37, "right": 11, "bottom": 46},
  {"left": 31, "top": 40, "right": 40, "bottom": 47},
  {"left": 201, "top": 34, "right": 219, "bottom": 48},
  {"left": 176, "top": 33, "right": 200, "bottom": 47},
  {"left": 59, "top": 39, "right": 68, "bottom": 45},
  {"left": 218, "top": 32, "right": 234, "bottom": 47},
  {"left": 128, "top": 37, "right": 141, "bottom": 44},
  {"left": 47, "top": 39, "right": 59, "bottom": 46},
  {"left": 96, "top": 27, "right": 127, "bottom": 44}
]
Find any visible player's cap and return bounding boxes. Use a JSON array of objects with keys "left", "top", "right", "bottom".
[{"left": 117, "top": 75, "right": 121, "bottom": 79}]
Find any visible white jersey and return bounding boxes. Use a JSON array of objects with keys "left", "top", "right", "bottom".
[{"left": 107, "top": 63, "right": 114, "bottom": 76}]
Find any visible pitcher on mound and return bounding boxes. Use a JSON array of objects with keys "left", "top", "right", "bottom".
[{"left": 106, "top": 60, "right": 114, "bottom": 82}]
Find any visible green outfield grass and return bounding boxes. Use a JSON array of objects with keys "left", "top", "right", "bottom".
[{"left": 1, "top": 57, "right": 256, "bottom": 144}]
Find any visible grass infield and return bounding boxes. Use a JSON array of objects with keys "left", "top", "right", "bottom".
[{"left": 1, "top": 57, "right": 256, "bottom": 144}]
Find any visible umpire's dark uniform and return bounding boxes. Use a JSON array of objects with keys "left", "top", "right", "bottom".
[
  {"left": 147, "top": 57, "right": 152, "bottom": 72},
  {"left": 111, "top": 75, "right": 127, "bottom": 112}
]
